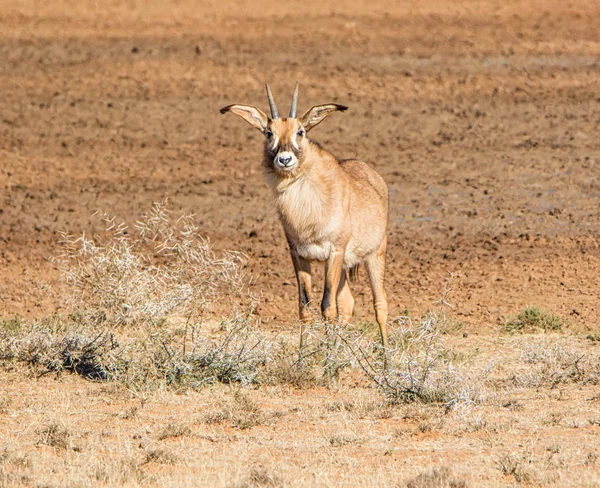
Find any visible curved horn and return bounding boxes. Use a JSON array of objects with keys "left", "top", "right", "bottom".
[
  {"left": 265, "top": 84, "right": 279, "bottom": 119},
  {"left": 289, "top": 81, "right": 299, "bottom": 118}
]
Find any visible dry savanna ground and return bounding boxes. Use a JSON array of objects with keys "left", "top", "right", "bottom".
[{"left": 1, "top": 0, "right": 600, "bottom": 486}]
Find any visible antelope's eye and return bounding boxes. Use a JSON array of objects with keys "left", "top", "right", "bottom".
[
  {"left": 265, "top": 130, "right": 273, "bottom": 138},
  {"left": 297, "top": 129, "right": 305, "bottom": 137}
]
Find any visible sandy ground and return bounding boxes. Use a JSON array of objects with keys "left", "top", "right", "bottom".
[
  {"left": 1, "top": 0, "right": 600, "bottom": 486},
  {"left": 2, "top": 0, "right": 600, "bottom": 332},
  {"left": 1, "top": 333, "right": 600, "bottom": 487}
]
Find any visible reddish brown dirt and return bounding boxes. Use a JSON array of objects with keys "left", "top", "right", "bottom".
[{"left": 1, "top": 0, "right": 600, "bottom": 332}]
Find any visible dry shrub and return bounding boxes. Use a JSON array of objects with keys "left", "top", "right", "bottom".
[
  {"left": 181, "top": 310, "right": 272, "bottom": 387},
  {"left": 0, "top": 203, "right": 275, "bottom": 390},
  {"left": 1, "top": 309, "right": 494, "bottom": 408},
  {"left": 334, "top": 314, "right": 493, "bottom": 408},
  {"left": 0, "top": 311, "right": 273, "bottom": 390},
  {"left": 0, "top": 325, "right": 124, "bottom": 381},
  {"left": 513, "top": 337, "right": 600, "bottom": 388},
  {"left": 405, "top": 467, "right": 467, "bottom": 488},
  {"left": 0, "top": 203, "right": 492, "bottom": 405},
  {"left": 261, "top": 341, "right": 320, "bottom": 388},
  {"left": 57, "top": 200, "right": 246, "bottom": 328},
  {"left": 299, "top": 319, "right": 357, "bottom": 380}
]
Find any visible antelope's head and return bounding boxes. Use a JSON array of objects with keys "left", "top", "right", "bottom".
[{"left": 220, "top": 83, "right": 347, "bottom": 176}]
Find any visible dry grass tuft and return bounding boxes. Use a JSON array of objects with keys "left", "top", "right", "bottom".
[
  {"left": 158, "top": 423, "right": 192, "bottom": 440},
  {"left": 143, "top": 448, "right": 178, "bottom": 465},
  {"left": 0, "top": 317, "right": 24, "bottom": 336},
  {"left": 494, "top": 453, "right": 533, "bottom": 484},
  {"left": 94, "top": 457, "right": 144, "bottom": 485},
  {"left": 0, "top": 395, "right": 12, "bottom": 414},
  {"left": 232, "top": 465, "right": 283, "bottom": 488},
  {"left": 204, "top": 390, "right": 265, "bottom": 430},
  {"left": 0, "top": 449, "right": 33, "bottom": 487},
  {"left": 0, "top": 449, "right": 31, "bottom": 469},
  {"left": 405, "top": 467, "right": 468, "bottom": 488},
  {"left": 36, "top": 423, "right": 73, "bottom": 451},
  {"left": 327, "top": 432, "right": 364, "bottom": 447}
]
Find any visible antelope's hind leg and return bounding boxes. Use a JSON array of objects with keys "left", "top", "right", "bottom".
[
  {"left": 336, "top": 269, "right": 355, "bottom": 324},
  {"left": 321, "top": 250, "right": 345, "bottom": 323},
  {"left": 364, "top": 239, "right": 389, "bottom": 348}
]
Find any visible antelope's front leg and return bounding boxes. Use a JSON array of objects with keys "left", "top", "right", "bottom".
[
  {"left": 290, "top": 251, "right": 313, "bottom": 323},
  {"left": 321, "top": 249, "right": 345, "bottom": 322}
]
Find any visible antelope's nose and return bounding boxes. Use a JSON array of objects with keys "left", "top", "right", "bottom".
[{"left": 278, "top": 155, "right": 293, "bottom": 166}]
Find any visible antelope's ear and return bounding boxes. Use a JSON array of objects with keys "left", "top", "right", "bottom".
[
  {"left": 220, "top": 104, "right": 268, "bottom": 132},
  {"left": 299, "top": 104, "right": 348, "bottom": 132}
]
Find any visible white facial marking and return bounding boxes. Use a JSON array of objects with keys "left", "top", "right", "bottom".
[
  {"left": 291, "top": 135, "right": 299, "bottom": 151},
  {"left": 270, "top": 135, "right": 279, "bottom": 151}
]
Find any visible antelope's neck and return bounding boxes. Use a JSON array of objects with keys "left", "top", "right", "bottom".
[{"left": 273, "top": 157, "right": 337, "bottom": 245}]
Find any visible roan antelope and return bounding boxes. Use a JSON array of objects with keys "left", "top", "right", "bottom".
[{"left": 220, "top": 83, "right": 389, "bottom": 347}]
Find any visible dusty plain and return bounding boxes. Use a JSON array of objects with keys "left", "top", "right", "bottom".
[{"left": 1, "top": 0, "right": 600, "bottom": 486}]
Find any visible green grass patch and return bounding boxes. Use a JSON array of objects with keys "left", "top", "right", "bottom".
[
  {"left": 0, "top": 317, "right": 24, "bottom": 335},
  {"left": 504, "top": 307, "right": 564, "bottom": 334}
]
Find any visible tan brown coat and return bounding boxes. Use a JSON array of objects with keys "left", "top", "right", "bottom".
[{"left": 221, "top": 84, "right": 389, "bottom": 346}]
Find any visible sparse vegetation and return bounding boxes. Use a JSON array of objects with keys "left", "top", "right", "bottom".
[
  {"left": 158, "top": 423, "right": 192, "bottom": 440},
  {"left": 37, "top": 423, "right": 73, "bottom": 451},
  {"left": 335, "top": 314, "right": 492, "bottom": 407},
  {"left": 143, "top": 448, "right": 178, "bottom": 465},
  {"left": 203, "top": 390, "right": 265, "bottom": 430},
  {"left": 494, "top": 454, "right": 529, "bottom": 483},
  {"left": 405, "top": 467, "right": 467, "bottom": 488},
  {"left": 327, "top": 432, "right": 364, "bottom": 447},
  {"left": 57, "top": 200, "right": 247, "bottom": 328},
  {"left": 513, "top": 338, "right": 600, "bottom": 388},
  {"left": 1, "top": 204, "right": 599, "bottom": 487},
  {"left": 0, "top": 204, "right": 273, "bottom": 390},
  {"left": 504, "top": 307, "right": 565, "bottom": 333},
  {"left": 0, "top": 205, "right": 494, "bottom": 408},
  {"left": 93, "top": 457, "right": 143, "bottom": 485},
  {"left": 233, "top": 465, "right": 283, "bottom": 488},
  {"left": 0, "top": 317, "right": 24, "bottom": 335}
]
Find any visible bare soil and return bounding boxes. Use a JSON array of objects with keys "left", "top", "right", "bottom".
[{"left": 1, "top": 0, "right": 600, "bottom": 486}]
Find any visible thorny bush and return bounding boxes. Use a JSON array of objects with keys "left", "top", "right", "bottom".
[
  {"left": 0, "top": 202, "right": 492, "bottom": 407},
  {"left": 57, "top": 200, "right": 246, "bottom": 327}
]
